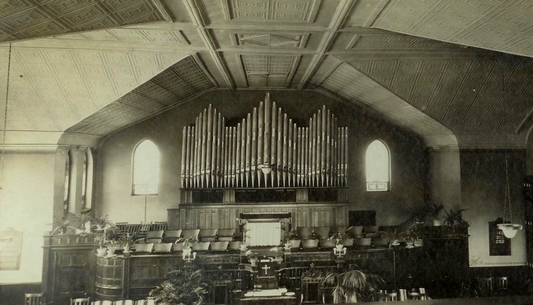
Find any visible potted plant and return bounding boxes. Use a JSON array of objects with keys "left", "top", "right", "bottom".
[
  {"left": 149, "top": 266, "right": 211, "bottom": 305},
  {"left": 94, "top": 233, "right": 108, "bottom": 256},
  {"left": 119, "top": 232, "right": 137, "bottom": 255},
  {"left": 51, "top": 213, "right": 79, "bottom": 235},
  {"left": 444, "top": 208, "right": 468, "bottom": 227},
  {"left": 287, "top": 229, "right": 301, "bottom": 249},
  {"left": 322, "top": 268, "right": 384, "bottom": 303},
  {"left": 245, "top": 249, "right": 258, "bottom": 266},
  {"left": 91, "top": 214, "right": 113, "bottom": 232}
]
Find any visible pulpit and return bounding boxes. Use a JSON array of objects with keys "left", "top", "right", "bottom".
[{"left": 255, "top": 258, "right": 280, "bottom": 289}]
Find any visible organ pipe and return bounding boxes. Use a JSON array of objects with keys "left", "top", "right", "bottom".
[{"left": 181, "top": 94, "right": 348, "bottom": 189}]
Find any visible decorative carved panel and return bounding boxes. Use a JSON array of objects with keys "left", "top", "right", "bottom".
[
  {"left": 224, "top": 0, "right": 320, "bottom": 23},
  {"left": 234, "top": 33, "right": 308, "bottom": 48}
]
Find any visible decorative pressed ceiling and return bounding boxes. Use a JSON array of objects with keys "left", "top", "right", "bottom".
[{"left": 0, "top": 0, "right": 532, "bottom": 149}]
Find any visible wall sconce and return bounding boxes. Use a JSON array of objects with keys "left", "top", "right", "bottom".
[{"left": 333, "top": 244, "right": 346, "bottom": 258}]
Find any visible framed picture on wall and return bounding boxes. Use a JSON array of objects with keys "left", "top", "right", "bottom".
[{"left": 489, "top": 218, "right": 511, "bottom": 256}]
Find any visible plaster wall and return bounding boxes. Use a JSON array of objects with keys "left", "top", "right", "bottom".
[
  {"left": 0, "top": 152, "right": 55, "bottom": 284},
  {"left": 461, "top": 149, "right": 526, "bottom": 267}
]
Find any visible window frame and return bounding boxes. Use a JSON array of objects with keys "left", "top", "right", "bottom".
[
  {"left": 132, "top": 139, "right": 160, "bottom": 196},
  {"left": 365, "top": 139, "right": 391, "bottom": 192}
]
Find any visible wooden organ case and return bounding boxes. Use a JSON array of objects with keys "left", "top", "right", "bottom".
[{"left": 168, "top": 93, "right": 350, "bottom": 230}]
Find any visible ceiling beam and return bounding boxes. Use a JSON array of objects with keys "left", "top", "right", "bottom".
[
  {"left": 297, "top": 0, "right": 355, "bottom": 90},
  {"left": 184, "top": 0, "right": 235, "bottom": 89}
]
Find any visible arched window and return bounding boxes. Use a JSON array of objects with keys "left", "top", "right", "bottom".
[
  {"left": 132, "top": 139, "right": 160, "bottom": 195},
  {"left": 366, "top": 140, "right": 390, "bottom": 192},
  {"left": 82, "top": 148, "right": 94, "bottom": 209}
]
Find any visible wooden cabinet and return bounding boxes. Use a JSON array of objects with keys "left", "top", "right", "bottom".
[{"left": 42, "top": 235, "right": 96, "bottom": 305}]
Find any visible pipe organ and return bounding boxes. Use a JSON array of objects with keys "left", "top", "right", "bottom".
[{"left": 181, "top": 93, "right": 348, "bottom": 189}]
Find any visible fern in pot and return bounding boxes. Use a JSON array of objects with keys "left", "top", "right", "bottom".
[{"left": 149, "top": 266, "right": 210, "bottom": 305}]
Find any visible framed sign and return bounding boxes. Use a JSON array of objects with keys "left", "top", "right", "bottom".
[{"left": 489, "top": 219, "right": 511, "bottom": 256}]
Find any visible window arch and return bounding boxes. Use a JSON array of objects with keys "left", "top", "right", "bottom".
[
  {"left": 366, "top": 140, "right": 390, "bottom": 192},
  {"left": 132, "top": 139, "right": 160, "bottom": 195}
]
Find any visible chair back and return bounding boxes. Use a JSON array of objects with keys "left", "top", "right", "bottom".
[
  {"left": 25, "top": 293, "right": 43, "bottom": 305},
  {"left": 101, "top": 301, "right": 113, "bottom": 305},
  {"left": 380, "top": 292, "right": 397, "bottom": 302},
  {"left": 152, "top": 222, "right": 168, "bottom": 231},
  {"left": 70, "top": 297, "right": 90, "bottom": 305},
  {"left": 495, "top": 276, "right": 508, "bottom": 290},
  {"left": 182, "top": 229, "right": 200, "bottom": 239},
  {"left": 115, "top": 300, "right": 134, "bottom": 305},
  {"left": 154, "top": 242, "right": 173, "bottom": 253},
  {"left": 134, "top": 243, "right": 154, "bottom": 253},
  {"left": 478, "top": 277, "right": 493, "bottom": 296},
  {"left": 218, "top": 229, "right": 235, "bottom": 237},
  {"left": 146, "top": 230, "right": 164, "bottom": 239},
  {"left": 164, "top": 230, "right": 182, "bottom": 238}
]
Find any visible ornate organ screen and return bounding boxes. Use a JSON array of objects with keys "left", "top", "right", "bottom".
[{"left": 180, "top": 93, "right": 348, "bottom": 189}]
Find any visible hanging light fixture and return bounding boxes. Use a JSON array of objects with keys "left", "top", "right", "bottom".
[
  {"left": 497, "top": 150, "right": 523, "bottom": 238},
  {"left": 497, "top": 66, "right": 523, "bottom": 239}
]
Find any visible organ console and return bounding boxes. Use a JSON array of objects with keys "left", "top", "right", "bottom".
[{"left": 180, "top": 93, "right": 349, "bottom": 189}]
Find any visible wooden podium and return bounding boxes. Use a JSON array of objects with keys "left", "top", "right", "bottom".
[{"left": 255, "top": 258, "right": 280, "bottom": 289}]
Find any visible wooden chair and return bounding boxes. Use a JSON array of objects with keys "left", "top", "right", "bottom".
[
  {"left": 199, "top": 229, "right": 218, "bottom": 241},
  {"left": 494, "top": 276, "right": 509, "bottom": 295},
  {"left": 115, "top": 300, "right": 134, "bottom": 305},
  {"left": 70, "top": 297, "right": 90, "bottom": 305},
  {"left": 163, "top": 229, "right": 182, "bottom": 243},
  {"left": 152, "top": 221, "right": 168, "bottom": 231},
  {"left": 380, "top": 292, "right": 398, "bottom": 302},
  {"left": 25, "top": 293, "right": 43, "bottom": 305},
  {"left": 101, "top": 301, "right": 113, "bottom": 305},
  {"left": 115, "top": 222, "right": 128, "bottom": 233},
  {"left": 478, "top": 277, "right": 493, "bottom": 297}
]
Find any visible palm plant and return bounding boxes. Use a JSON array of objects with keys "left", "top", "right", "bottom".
[{"left": 323, "top": 269, "right": 384, "bottom": 303}]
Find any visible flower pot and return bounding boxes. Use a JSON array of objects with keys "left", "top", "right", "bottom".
[
  {"left": 319, "top": 239, "right": 336, "bottom": 249},
  {"left": 433, "top": 219, "right": 442, "bottom": 226},
  {"left": 414, "top": 239, "right": 423, "bottom": 247},
  {"left": 96, "top": 248, "right": 107, "bottom": 257},
  {"left": 302, "top": 239, "right": 319, "bottom": 249},
  {"left": 289, "top": 239, "right": 301, "bottom": 249}
]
